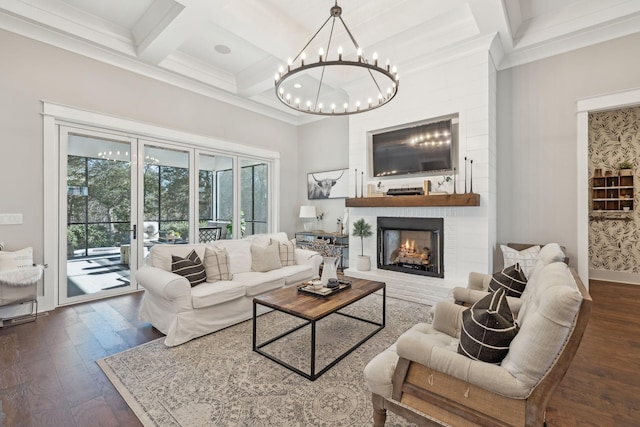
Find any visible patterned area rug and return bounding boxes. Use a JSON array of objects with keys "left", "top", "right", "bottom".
[{"left": 98, "top": 294, "right": 426, "bottom": 426}]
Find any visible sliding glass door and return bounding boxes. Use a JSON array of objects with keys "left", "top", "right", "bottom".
[
  {"left": 61, "top": 127, "right": 138, "bottom": 304},
  {"left": 58, "top": 125, "right": 272, "bottom": 306}
]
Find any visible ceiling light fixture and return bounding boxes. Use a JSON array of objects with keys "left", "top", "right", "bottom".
[{"left": 274, "top": 1, "right": 399, "bottom": 116}]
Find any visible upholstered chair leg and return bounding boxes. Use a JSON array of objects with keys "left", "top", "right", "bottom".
[{"left": 372, "top": 394, "right": 387, "bottom": 427}]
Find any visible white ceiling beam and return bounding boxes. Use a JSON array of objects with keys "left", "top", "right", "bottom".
[
  {"left": 468, "top": 0, "right": 515, "bottom": 53},
  {"left": 134, "top": 0, "right": 207, "bottom": 65}
]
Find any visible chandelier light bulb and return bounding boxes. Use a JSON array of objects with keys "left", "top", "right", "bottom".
[
  {"left": 343, "top": 102, "right": 348, "bottom": 112},
  {"left": 391, "top": 65, "right": 397, "bottom": 74},
  {"left": 286, "top": 93, "right": 291, "bottom": 104},
  {"left": 356, "top": 100, "right": 361, "bottom": 111},
  {"left": 373, "top": 52, "right": 378, "bottom": 66},
  {"left": 331, "top": 103, "right": 336, "bottom": 113},
  {"left": 274, "top": 73, "right": 280, "bottom": 82},
  {"left": 279, "top": 87, "right": 284, "bottom": 97},
  {"left": 386, "top": 58, "right": 390, "bottom": 71},
  {"left": 318, "top": 102, "right": 323, "bottom": 112},
  {"left": 319, "top": 48, "right": 324, "bottom": 62},
  {"left": 300, "top": 51, "right": 306, "bottom": 66},
  {"left": 368, "top": 97, "right": 372, "bottom": 108},
  {"left": 295, "top": 98, "right": 300, "bottom": 108},
  {"left": 378, "top": 93, "right": 383, "bottom": 104},
  {"left": 338, "top": 46, "right": 343, "bottom": 60}
]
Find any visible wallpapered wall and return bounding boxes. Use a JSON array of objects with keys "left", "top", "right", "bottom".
[{"left": 588, "top": 106, "right": 640, "bottom": 273}]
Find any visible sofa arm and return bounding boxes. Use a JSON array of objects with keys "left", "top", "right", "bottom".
[
  {"left": 295, "top": 248, "right": 322, "bottom": 278},
  {"left": 468, "top": 272, "right": 492, "bottom": 291},
  {"left": 136, "top": 266, "right": 191, "bottom": 300},
  {"left": 452, "top": 287, "right": 523, "bottom": 314}
]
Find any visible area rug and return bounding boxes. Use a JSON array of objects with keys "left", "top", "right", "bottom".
[{"left": 98, "top": 295, "right": 426, "bottom": 426}]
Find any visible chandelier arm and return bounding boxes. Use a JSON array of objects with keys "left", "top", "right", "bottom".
[
  {"left": 338, "top": 16, "right": 385, "bottom": 101},
  {"left": 337, "top": 16, "right": 360, "bottom": 51},
  {"left": 292, "top": 15, "right": 333, "bottom": 63},
  {"left": 313, "top": 17, "right": 338, "bottom": 110}
]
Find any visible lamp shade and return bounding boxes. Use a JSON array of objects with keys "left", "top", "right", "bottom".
[{"left": 299, "top": 205, "right": 317, "bottom": 219}]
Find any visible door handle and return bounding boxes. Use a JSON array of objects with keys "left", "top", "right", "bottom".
[{"left": 132, "top": 224, "right": 137, "bottom": 240}]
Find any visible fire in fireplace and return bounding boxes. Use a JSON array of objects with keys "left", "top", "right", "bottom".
[{"left": 377, "top": 217, "right": 444, "bottom": 278}]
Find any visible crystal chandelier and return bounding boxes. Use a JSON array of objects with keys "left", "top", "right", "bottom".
[{"left": 274, "top": 1, "right": 399, "bottom": 116}]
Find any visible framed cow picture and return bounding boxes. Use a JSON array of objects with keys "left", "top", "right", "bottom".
[{"left": 307, "top": 168, "right": 349, "bottom": 199}]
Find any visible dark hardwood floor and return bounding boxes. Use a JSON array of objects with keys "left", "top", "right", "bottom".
[{"left": 0, "top": 281, "right": 638, "bottom": 426}]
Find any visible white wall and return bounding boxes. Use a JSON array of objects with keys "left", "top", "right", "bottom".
[
  {"left": 497, "top": 31, "right": 640, "bottom": 272},
  {"left": 0, "top": 29, "right": 299, "bottom": 267},
  {"left": 297, "top": 117, "right": 349, "bottom": 233},
  {"left": 345, "top": 44, "right": 498, "bottom": 305}
]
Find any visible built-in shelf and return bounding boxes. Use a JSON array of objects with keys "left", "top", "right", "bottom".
[{"left": 345, "top": 193, "right": 480, "bottom": 208}]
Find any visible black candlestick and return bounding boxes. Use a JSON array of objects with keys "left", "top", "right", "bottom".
[
  {"left": 469, "top": 159, "right": 473, "bottom": 194},
  {"left": 361, "top": 171, "right": 364, "bottom": 198},
  {"left": 354, "top": 169, "right": 358, "bottom": 198},
  {"left": 453, "top": 167, "right": 457, "bottom": 194},
  {"left": 464, "top": 157, "right": 467, "bottom": 194}
]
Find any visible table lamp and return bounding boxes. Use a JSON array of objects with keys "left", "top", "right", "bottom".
[{"left": 299, "top": 205, "right": 317, "bottom": 232}]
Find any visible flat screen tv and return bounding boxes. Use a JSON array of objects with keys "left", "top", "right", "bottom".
[{"left": 371, "top": 115, "right": 458, "bottom": 178}]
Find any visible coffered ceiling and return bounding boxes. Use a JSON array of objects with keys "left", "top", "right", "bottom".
[{"left": 2, "top": 0, "right": 640, "bottom": 123}]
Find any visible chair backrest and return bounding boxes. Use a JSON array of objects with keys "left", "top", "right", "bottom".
[
  {"left": 502, "top": 263, "right": 591, "bottom": 396},
  {"left": 199, "top": 227, "right": 222, "bottom": 243}
]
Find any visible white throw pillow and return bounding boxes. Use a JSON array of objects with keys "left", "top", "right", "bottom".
[
  {"left": 500, "top": 245, "right": 540, "bottom": 279},
  {"left": 0, "top": 247, "right": 33, "bottom": 269},
  {"left": 251, "top": 242, "right": 282, "bottom": 272}
]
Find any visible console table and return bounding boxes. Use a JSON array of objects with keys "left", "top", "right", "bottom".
[{"left": 295, "top": 231, "right": 349, "bottom": 270}]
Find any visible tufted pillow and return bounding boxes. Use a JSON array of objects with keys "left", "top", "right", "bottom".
[
  {"left": 458, "top": 288, "right": 519, "bottom": 364},
  {"left": 488, "top": 263, "right": 528, "bottom": 298},
  {"left": 251, "top": 241, "right": 282, "bottom": 272},
  {"left": 501, "top": 245, "right": 540, "bottom": 279},
  {"left": 203, "top": 247, "right": 232, "bottom": 282},
  {"left": 274, "top": 238, "right": 296, "bottom": 267},
  {"left": 171, "top": 249, "right": 206, "bottom": 287}
]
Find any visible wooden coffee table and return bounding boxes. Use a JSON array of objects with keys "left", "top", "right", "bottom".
[{"left": 252, "top": 278, "right": 385, "bottom": 381}]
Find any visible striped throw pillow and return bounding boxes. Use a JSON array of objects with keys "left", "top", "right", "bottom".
[
  {"left": 171, "top": 249, "right": 206, "bottom": 287},
  {"left": 458, "top": 288, "right": 519, "bottom": 364},
  {"left": 274, "top": 238, "right": 296, "bottom": 266},
  {"left": 203, "top": 247, "right": 232, "bottom": 282},
  {"left": 488, "top": 263, "right": 528, "bottom": 297}
]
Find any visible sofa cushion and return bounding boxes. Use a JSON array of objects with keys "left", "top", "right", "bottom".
[
  {"left": 171, "top": 250, "right": 206, "bottom": 287},
  {"left": 279, "top": 264, "right": 313, "bottom": 285},
  {"left": 149, "top": 244, "right": 207, "bottom": 271},
  {"left": 232, "top": 271, "right": 285, "bottom": 296},
  {"left": 275, "top": 238, "right": 296, "bottom": 266},
  {"left": 488, "top": 263, "right": 527, "bottom": 297},
  {"left": 251, "top": 241, "right": 282, "bottom": 272},
  {"left": 501, "top": 245, "right": 540, "bottom": 278},
  {"left": 215, "top": 240, "right": 252, "bottom": 274},
  {"left": 203, "top": 247, "right": 232, "bottom": 282},
  {"left": 458, "top": 288, "right": 519, "bottom": 364},
  {"left": 190, "top": 280, "right": 246, "bottom": 308}
]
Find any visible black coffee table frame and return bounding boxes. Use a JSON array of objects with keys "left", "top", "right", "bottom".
[{"left": 252, "top": 285, "right": 385, "bottom": 381}]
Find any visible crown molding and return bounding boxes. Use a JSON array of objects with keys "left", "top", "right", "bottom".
[{"left": 0, "top": 11, "right": 299, "bottom": 125}]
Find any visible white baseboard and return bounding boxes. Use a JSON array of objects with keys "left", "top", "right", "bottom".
[{"left": 589, "top": 269, "right": 640, "bottom": 285}]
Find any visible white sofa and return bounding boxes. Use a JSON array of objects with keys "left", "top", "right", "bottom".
[{"left": 137, "top": 232, "right": 321, "bottom": 346}]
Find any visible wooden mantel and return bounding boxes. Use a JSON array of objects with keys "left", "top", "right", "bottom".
[{"left": 345, "top": 193, "right": 480, "bottom": 208}]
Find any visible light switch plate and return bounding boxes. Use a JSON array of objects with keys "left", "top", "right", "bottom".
[{"left": 0, "top": 213, "right": 24, "bottom": 225}]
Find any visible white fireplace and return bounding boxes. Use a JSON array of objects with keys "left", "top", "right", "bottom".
[{"left": 344, "top": 43, "right": 497, "bottom": 306}]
